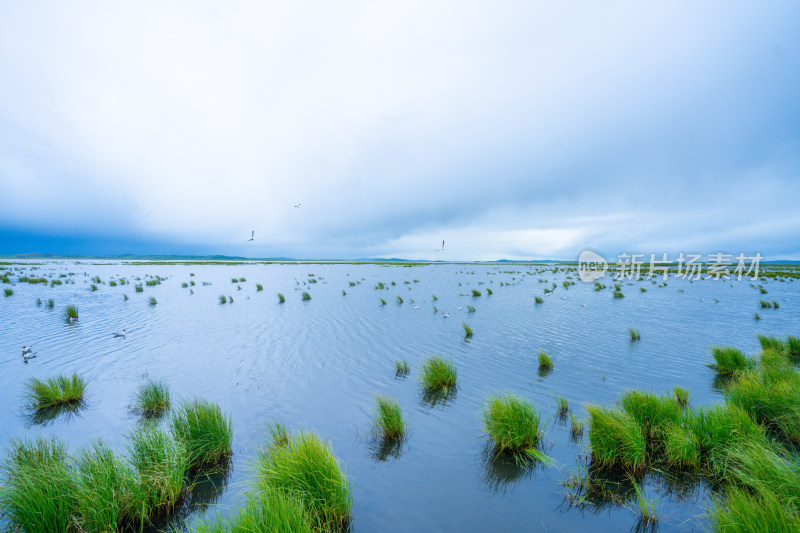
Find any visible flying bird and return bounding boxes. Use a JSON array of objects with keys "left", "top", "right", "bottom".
[
  {"left": 293, "top": 203, "right": 301, "bottom": 208},
  {"left": 246, "top": 231, "right": 254, "bottom": 242}
]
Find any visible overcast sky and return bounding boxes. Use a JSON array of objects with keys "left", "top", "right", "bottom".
[{"left": 1, "top": 1, "right": 798, "bottom": 260}]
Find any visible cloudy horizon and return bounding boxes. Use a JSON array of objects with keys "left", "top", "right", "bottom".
[{"left": 1, "top": 2, "right": 799, "bottom": 261}]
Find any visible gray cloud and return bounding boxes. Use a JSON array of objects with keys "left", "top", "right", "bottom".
[{"left": 1, "top": 1, "right": 798, "bottom": 259}]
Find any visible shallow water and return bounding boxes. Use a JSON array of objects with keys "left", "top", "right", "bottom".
[{"left": 1, "top": 261, "right": 798, "bottom": 532}]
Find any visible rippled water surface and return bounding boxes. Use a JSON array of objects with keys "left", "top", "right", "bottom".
[{"left": 1, "top": 261, "right": 798, "bottom": 532}]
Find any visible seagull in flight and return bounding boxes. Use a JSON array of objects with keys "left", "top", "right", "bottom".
[
  {"left": 246, "top": 231, "right": 254, "bottom": 242},
  {"left": 434, "top": 239, "right": 445, "bottom": 252},
  {"left": 293, "top": 203, "right": 302, "bottom": 208}
]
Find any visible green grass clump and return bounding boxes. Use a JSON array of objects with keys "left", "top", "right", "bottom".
[
  {"left": 73, "top": 441, "right": 136, "bottom": 532},
  {"left": 570, "top": 415, "right": 584, "bottom": 438},
  {"left": 0, "top": 436, "right": 74, "bottom": 533},
  {"left": 395, "top": 360, "right": 409, "bottom": 376},
  {"left": 486, "top": 288, "right": 492, "bottom": 295},
  {"left": 726, "top": 369, "right": 800, "bottom": 442},
  {"left": 277, "top": 293, "right": 285, "bottom": 303},
  {"left": 709, "top": 485, "right": 800, "bottom": 533},
  {"left": 482, "top": 394, "right": 542, "bottom": 453},
  {"left": 612, "top": 291, "right": 624, "bottom": 298},
  {"left": 466, "top": 305, "right": 475, "bottom": 312},
  {"left": 419, "top": 355, "right": 457, "bottom": 393},
  {"left": 26, "top": 373, "right": 85, "bottom": 409},
  {"left": 687, "top": 404, "right": 765, "bottom": 471},
  {"left": 788, "top": 336, "right": 800, "bottom": 358},
  {"left": 301, "top": 291, "right": 311, "bottom": 301},
  {"left": 4, "top": 288, "right": 12, "bottom": 297},
  {"left": 709, "top": 346, "right": 752, "bottom": 374},
  {"left": 674, "top": 386, "right": 690, "bottom": 407},
  {"left": 135, "top": 285, "right": 144, "bottom": 293},
  {"left": 619, "top": 390, "right": 682, "bottom": 442},
  {"left": 758, "top": 334, "right": 785, "bottom": 353},
  {"left": 170, "top": 399, "right": 233, "bottom": 468},
  {"left": 663, "top": 423, "right": 700, "bottom": 468},
  {"left": 255, "top": 431, "right": 352, "bottom": 530},
  {"left": 132, "top": 379, "right": 171, "bottom": 418},
  {"left": 538, "top": 350, "right": 553, "bottom": 369},
  {"left": 126, "top": 424, "right": 188, "bottom": 525},
  {"left": 47, "top": 298, "right": 54, "bottom": 308},
  {"left": 462, "top": 322, "right": 473, "bottom": 338},
  {"left": 192, "top": 485, "right": 316, "bottom": 533},
  {"left": 64, "top": 304, "right": 79, "bottom": 321},
  {"left": 760, "top": 300, "right": 772, "bottom": 308},
  {"left": 148, "top": 296, "right": 157, "bottom": 306},
  {"left": 629, "top": 328, "right": 641, "bottom": 341},
  {"left": 396, "top": 295, "right": 403, "bottom": 304},
  {"left": 555, "top": 395, "right": 569, "bottom": 415},
  {"left": 586, "top": 405, "right": 646, "bottom": 471},
  {"left": 534, "top": 296, "right": 543, "bottom": 304},
  {"left": 371, "top": 396, "right": 406, "bottom": 441},
  {"left": 379, "top": 298, "right": 386, "bottom": 305},
  {"left": 471, "top": 289, "right": 481, "bottom": 297},
  {"left": 219, "top": 295, "right": 227, "bottom": 304},
  {"left": 90, "top": 284, "right": 98, "bottom": 291}
]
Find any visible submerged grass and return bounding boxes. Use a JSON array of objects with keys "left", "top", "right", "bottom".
[
  {"left": 482, "top": 394, "right": 542, "bottom": 454},
  {"left": 170, "top": 399, "right": 233, "bottom": 468},
  {"left": 25, "top": 373, "right": 85, "bottom": 409},
  {"left": 419, "top": 355, "right": 457, "bottom": 393},
  {"left": 395, "top": 360, "right": 409, "bottom": 376}
]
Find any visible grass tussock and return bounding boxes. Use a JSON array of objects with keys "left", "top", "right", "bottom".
[
  {"left": 482, "top": 394, "right": 543, "bottom": 454},
  {"left": 170, "top": 400, "right": 233, "bottom": 468},
  {"left": 26, "top": 373, "right": 85, "bottom": 409},
  {"left": 395, "top": 360, "right": 409, "bottom": 376},
  {"left": 570, "top": 415, "right": 584, "bottom": 438},
  {"left": 462, "top": 322, "right": 473, "bottom": 338},
  {"left": 126, "top": 424, "right": 189, "bottom": 525},
  {"left": 148, "top": 296, "right": 157, "bottom": 306},
  {"left": 255, "top": 430, "right": 352, "bottom": 530},
  {"left": 64, "top": 304, "right": 79, "bottom": 321},
  {"left": 555, "top": 396, "right": 569, "bottom": 415},
  {"left": 0, "top": 436, "right": 74, "bottom": 533},
  {"left": 612, "top": 291, "right": 625, "bottom": 298},
  {"left": 419, "top": 355, "right": 457, "bottom": 393},
  {"left": 371, "top": 396, "right": 406, "bottom": 441},
  {"left": 132, "top": 379, "right": 171, "bottom": 418},
  {"left": 674, "top": 386, "right": 690, "bottom": 407},
  {"left": 191, "top": 485, "right": 317, "bottom": 533},
  {"left": 709, "top": 346, "right": 752, "bottom": 374},
  {"left": 534, "top": 296, "right": 544, "bottom": 304},
  {"left": 629, "top": 328, "right": 641, "bottom": 341},
  {"left": 538, "top": 350, "right": 553, "bottom": 369},
  {"left": 619, "top": 390, "right": 682, "bottom": 441},
  {"left": 586, "top": 405, "right": 646, "bottom": 471},
  {"left": 301, "top": 291, "right": 311, "bottom": 301}
]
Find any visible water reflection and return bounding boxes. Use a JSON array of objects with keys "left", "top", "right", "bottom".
[
  {"left": 480, "top": 444, "right": 542, "bottom": 494},
  {"left": 419, "top": 387, "right": 458, "bottom": 408},
  {"left": 25, "top": 402, "right": 85, "bottom": 427}
]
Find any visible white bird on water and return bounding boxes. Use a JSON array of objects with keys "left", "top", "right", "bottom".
[
  {"left": 413, "top": 305, "right": 420, "bottom": 309},
  {"left": 113, "top": 329, "right": 127, "bottom": 338},
  {"left": 442, "top": 312, "right": 449, "bottom": 318},
  {"left": 581, "top": 302, "right": 587, "bottom": 307}
]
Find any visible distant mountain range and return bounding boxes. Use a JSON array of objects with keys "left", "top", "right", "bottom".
[{"left": 1, "top": 253, "right": 797, "bottom": 264}]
